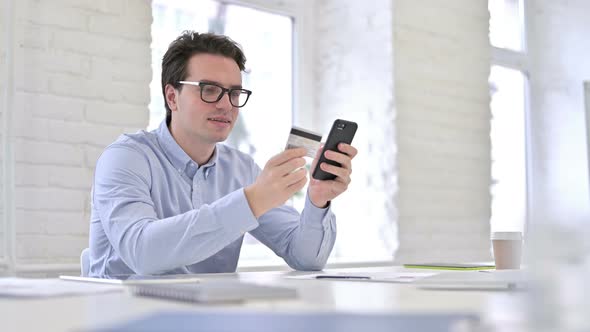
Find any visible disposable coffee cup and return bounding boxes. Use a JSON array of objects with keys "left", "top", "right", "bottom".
[{"left": 491, "top": 231, "right": 523, "bottom": 270}]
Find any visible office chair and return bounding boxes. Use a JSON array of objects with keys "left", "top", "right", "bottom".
[{"left": 80, "top": 248, "right": 90, "bottom": 277}]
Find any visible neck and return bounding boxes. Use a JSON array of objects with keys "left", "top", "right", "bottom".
[{"left": 168, "top": 123, "right": 216, "bottom": 166}]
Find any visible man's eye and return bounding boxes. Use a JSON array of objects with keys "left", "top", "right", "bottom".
[{"left": 202, "top": 85, "right": 220, "bottom": 95}]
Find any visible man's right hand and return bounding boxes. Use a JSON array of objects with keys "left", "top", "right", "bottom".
[{"left": 244, "top": 148, "right": 308, "bottom": 218}]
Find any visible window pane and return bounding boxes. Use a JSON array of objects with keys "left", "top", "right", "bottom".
[
  {"left": 223, "top": 5, "right": 293, "bottom": 168},
  {"left": 489, "top": 0, "right": 525, "bottom": 51},
  {"left": 149, "top": 0, "right": 219, "bottom": 130},
  {"left": 489, "top": 66, "right": 527, "bottom": 232}
]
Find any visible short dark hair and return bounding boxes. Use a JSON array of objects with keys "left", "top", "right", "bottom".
[{"left": 161, "top": 31, "right": 247, "bottom": 125}]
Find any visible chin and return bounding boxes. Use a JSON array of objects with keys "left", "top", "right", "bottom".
[{"left": 210, "top": 133, "right": 231, "bottom": 143}]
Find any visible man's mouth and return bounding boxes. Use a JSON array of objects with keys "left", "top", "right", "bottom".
[{"left": 208, "top": 117, "right": 231, "bottom": 124}]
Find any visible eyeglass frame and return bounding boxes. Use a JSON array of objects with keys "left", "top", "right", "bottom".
[{"left": 178, "top": 80, "right": 252, "bottom": 108}]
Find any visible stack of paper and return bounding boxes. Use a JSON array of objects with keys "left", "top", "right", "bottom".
[{"left": 130, "top": 281, "right": 297, "bottom": 303}]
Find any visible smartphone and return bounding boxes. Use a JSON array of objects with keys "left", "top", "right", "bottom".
[{"left": 312, "top": 119, "right": 358, "bottom": 181}]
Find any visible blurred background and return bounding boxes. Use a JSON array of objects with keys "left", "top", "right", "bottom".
[{"left": 0, "top": 0, "right": 589, "bottom": 276}]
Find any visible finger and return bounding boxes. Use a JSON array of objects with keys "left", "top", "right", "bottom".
[
  {"left": 268, "top": 148, "right": 307, "bottom": 167},
  {"left": 288, "top": 176, "right": 307, "bottom": 192},
  {"left": 337, "top": 143, "right": 358, "bottom": 159},
  {"left": 319, "top": 162, "right": 351, "bottom": 183},
  {"left": 275, "top": 157, "right": 306, "bottom": 177},
  {"left": 282, "top": 167, "right": 307, "bottom": 187},
  {"left": 323, "top": 150, "right": 352, "bottom": 170}
]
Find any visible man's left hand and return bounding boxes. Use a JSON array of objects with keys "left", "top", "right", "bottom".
[{"left": 308, "top": 143, "right": 358, "bottom": 208}]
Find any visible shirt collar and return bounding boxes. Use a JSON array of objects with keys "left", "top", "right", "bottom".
[{"left": 156, "top": 120, "right": 219, "bottom": 176}]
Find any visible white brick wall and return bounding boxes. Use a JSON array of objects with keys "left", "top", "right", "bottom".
[
  {"left": 528, "top": 0, "right": 590, "bottom": 227},
  {"left": 2, "top": 0, "right": 151, "bottom": 270},
  {"left": 392, "top": 0, "right": 492, "bottom": 262}
]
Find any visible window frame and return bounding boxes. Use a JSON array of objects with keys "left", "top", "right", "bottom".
[
  {"left": 489, "top": 0, "right": 533, "bottom": 233},
  {"left": 215, "top": 0, "right": 315, "bottom": 129}
]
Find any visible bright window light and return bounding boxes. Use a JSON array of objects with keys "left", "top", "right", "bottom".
[
  {"left": 489, "top": 0, "right": 525, "bottom": 51},
  {"left": 489, "top": 65, "right": 527, "bottom": 232}
]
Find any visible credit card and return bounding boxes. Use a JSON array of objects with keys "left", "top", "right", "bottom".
[{"left": 285, "top": 126, "right": 322, "bottom": 158}]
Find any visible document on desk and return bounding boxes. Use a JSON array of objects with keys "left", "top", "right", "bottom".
[
  {"left": 286, "top": 272, "right": 437, "bottom": 283},
  {"left": 0, "top": 277, "right": 124, "bottom": 298}
]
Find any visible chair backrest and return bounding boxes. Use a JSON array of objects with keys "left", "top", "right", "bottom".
[{"left": 80, "top": 248, "right": 90, "bottom": 277}]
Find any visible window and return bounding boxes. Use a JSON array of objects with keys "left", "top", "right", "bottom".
[
  {"left": 489, "top": 0, "right": 525, "bottom": 51},
  {"left": 488, "top": 0, "right": 529, "bottom": 233},
  {"left": 489, "top": 66, "right": 527, "bottom": 232}
]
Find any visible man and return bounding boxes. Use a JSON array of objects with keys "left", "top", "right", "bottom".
[{"left": 88, "top": 31, "right": 357, "bottom": 276}]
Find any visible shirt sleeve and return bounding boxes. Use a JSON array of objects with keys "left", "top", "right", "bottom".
[
  {"left": 247, "top": 163, "right": 337, "bottom": 271},
  {"left": 93, "top": 145, "right": 259, "bottom": 275}
]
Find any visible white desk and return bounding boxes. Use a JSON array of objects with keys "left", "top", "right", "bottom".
[{"left": 1, "top": 266, "right": 527, "bottom": 332}]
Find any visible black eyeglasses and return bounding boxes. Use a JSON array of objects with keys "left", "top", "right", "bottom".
[{"left": 178, "top": 81, "right": 252, "bottom": 108}]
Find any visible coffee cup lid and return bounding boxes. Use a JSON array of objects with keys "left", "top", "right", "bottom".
[{"left": 491, "top": 231, "right": 523, "bottom": 240}]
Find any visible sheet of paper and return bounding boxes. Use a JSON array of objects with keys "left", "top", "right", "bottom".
[
  {"left": 0, "top": 277, "right": 124, "bottom": 298},
  {"left": 285, "top": 272, "right": 437, "bottom": 283}
]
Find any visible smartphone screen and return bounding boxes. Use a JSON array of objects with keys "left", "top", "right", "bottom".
[{"left": 312, "top": 119, "right": 358, "bottom": 181}]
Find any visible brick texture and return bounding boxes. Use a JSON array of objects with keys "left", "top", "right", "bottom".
[
  {"left": 392, "top": 0, "right": 492, "bottom": 263},
  {"left": 4, "top": 0, "right": 151, "bottom": 266}
]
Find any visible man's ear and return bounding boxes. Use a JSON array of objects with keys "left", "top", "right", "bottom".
[{"left": 164, "top": 84, "right": 179, "bottom": 112}]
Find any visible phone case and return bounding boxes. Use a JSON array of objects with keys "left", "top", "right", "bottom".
[{"left": 312, "top": 119, "right": 358, "bottom": 181}]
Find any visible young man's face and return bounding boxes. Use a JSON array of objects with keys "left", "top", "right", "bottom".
[{"left": 167, "top": 53, "right": 242, "bottom": 146}]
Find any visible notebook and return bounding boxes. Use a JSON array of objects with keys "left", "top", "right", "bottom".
[
  {"left": 403, "top": 262, "right": 495, "bottom": 270},
  {"left": 130, "top": 281, "right": 298, "bottom": 303}
]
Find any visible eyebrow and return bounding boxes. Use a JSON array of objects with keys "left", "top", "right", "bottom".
[{"left": 197, "top": 79, "right": 243, "bottom": 89}]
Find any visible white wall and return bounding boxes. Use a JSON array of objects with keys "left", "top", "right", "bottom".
[
  {"left": 1, "top": 0, "right": 151, "bottom": 274},
  {"left": 528, "top": 0, "right": 590, "bottom": 228},
  {"left": 392, "top": 0, "right": 492, "bottom": 262}
]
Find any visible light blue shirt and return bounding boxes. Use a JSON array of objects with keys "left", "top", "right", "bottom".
[{"left": 88, "top": 121, "right": 336, "bottom": 276}]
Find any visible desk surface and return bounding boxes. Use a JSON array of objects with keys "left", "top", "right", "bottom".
[{"left": 1, "top": 266, "right": 527, "bottom": 332}]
